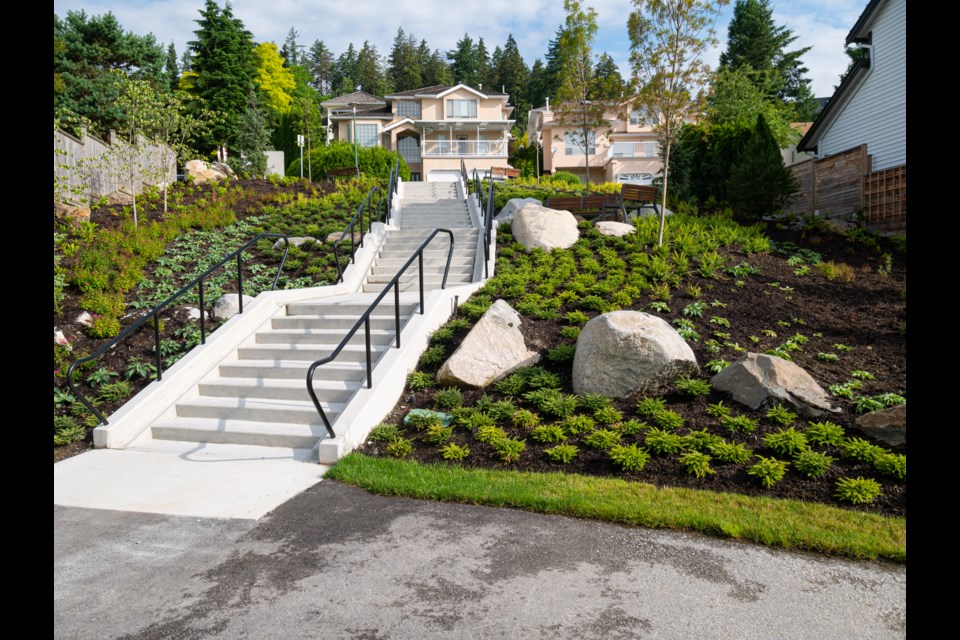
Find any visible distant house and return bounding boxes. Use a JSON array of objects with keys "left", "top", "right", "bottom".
[
  {"left": 528, "top": 98, "right": 665, "bottom": 186},
  {"left": 321, "top": 84, "right": 515, "bottom": 182},
  {"left": 796, "top": 0, "right": 906, "bottom": 172}
]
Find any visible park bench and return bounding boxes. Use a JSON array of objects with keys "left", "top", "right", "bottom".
[
  {"left": 325, "top": 167, "right": 359, "bottom": 181},
  {"left": 618, "top": 183, "right": 660, "bottom": 219},
  {"left": 544, "top": 194, "right": 624, "bottom": 222},
  {"left": 490, "top": 167, "right": 521, "bottom": 181}
]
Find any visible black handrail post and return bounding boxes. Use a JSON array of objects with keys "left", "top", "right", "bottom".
[
  {"left": 418, "top": 252, "right": 424, "bottom": 313},
  {"left": 153, "top": 310, "right": 163, "bottom": 381},
  {"left": 394, "top": 282, "right": 401, "bottom": 348},
  {"left": 365, "top": 317, "right": 372, "bottom": 389},
  {"left": 199, "top": 279, "right": 206, "bottom": 344},
  {"left": 236, "top": 253, "right": 244, "bottom": 314}
]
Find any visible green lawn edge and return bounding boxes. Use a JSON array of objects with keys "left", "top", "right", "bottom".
[{"left": 325, "top": 452, "right": 906, "bottom": 563}]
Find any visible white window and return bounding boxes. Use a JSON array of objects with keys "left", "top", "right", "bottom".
[
  {"left": 446, "top": 99, "right": 478, "bottom": 118},
  {"left": 397, "top": 137, "right": 420, "bottom": 163},
  {"left": 565, "top": 131, "right": 596, "bottom": 155},
  {"left": 350, "top": 123, "right": 378, "bottom": 148},
  {"left": 630, "top": 108, "right": 657, "bottom": 126},
  {"left": 396, "top": 101, "right": 420, "bottom": 118}
]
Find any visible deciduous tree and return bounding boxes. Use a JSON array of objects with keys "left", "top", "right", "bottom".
[{"left": 629, "top": 0, "right": 728, "bottom": 244}]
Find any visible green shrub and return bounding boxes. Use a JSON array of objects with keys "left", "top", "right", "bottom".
[
  {"left": 531, "top": 424, "right": 567, "bottom": 444},
  {"left": 651, "top": 409, "right": 685, "bottom": 431},
  {"left": 546, "top": 344, "right": 576, "bottom": 363},
  {"left": 544, "top": 444, "right": 579, "bottom": 464},
  {"left": 581, "top": 428, "right": 622, "bottom": 450},
  {"left": 841, "top": 437, "right": 887, "bottom": 463},
  {"left": 720, "top": 414, "right": 759, "bottom": 434},
  {"left": 874, "top": 453, "right": 906, "bottom": 481},
  {"left": 511, "top": 409, "right": 540, "bottom": 429},
  {"left": 386, "top": 437, "right": 413, "bottom": 459},
  {"left": 439, "top": 442, "right": 470, "bottom": 461},
  {"left": 792, "top": 450, "right": 835, "bottom": 479},
  {"left": 763, "top": 427, "right": 809, "bottom": 457},
  {"left": 679, "top": 451, "right": 716, "bottom": 478},
  {"left": 747, "top": 456, "right": 789, "bottom": 488},
  {"left": 608, "top": 444, "right": 651, "bottom": 472},
  {"left": 674, "top": 375, "right": 711, "bottom": 397},
  {"left": 433, "top": 387, "right": 463, "bottom": 410},
  {"left": 491, "top": 437, "right": 526, "bottom": 463},
  {"left": 562, "top": 414, "right": 596, "bottom": 436},
  {"left": 88, "top": 314, "right": 122, "bottom": 339},
  {"left": 53, "top": 415, "right": 87, "bottom": 446},
  {"left": 418, "top": 345, "right": 446, "bottom": 368},
  {"left": 834, "top": 476, "right": 882, "bottom": 505},
  {"left": 806, "top": 421, "right": 846, "bottom": 447},
  {"left": 577, "top": 393, "right": 612, "bottom": 413},
  {"left": 422, "top": 424, "right": 454, "bottom": 445},
  {"left": 97, "top": 380, "right": 132, "bottom": 403},
  {"left": 620, "top": 419, "right": 649, "bottom": 436},
  {"left": 681, "top": 429, "right": 723, "bottom": 452},
  {"left": 475, "top": 425, "right": 509, "bottom": 444},
  {"left": 635, "top": 397, "right": 667, "bottom": 418},
  {"left": 644, "top": 428, "right": 684, "bottom": 455},
  {"left": 406, "top": 371, "right": 435, "bottom": 391},
  {"left": 707, "top": 440, "right": 752, "bottom": 464},
  {"left": 524, "top": 388, "right": 578, "bottom": 418},
  {"left": 593, "top": 405, "right": 623, "bottom": 425},
  {"left": 706, "top": 401, "right": 731, "bottom": 419},
  {"left": 368, "top": 423, "right": 403, "bottom": 443},
  {"left": 765, "top": 404, "right": 797, "bottom": 426}
]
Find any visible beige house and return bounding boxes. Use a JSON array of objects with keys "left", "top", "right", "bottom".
[
  {"left": 321, "top": 84, "right": 515, "bottom": 182},
  {"left": 528, "top": 98, "right": 663, "bottom": 186}
]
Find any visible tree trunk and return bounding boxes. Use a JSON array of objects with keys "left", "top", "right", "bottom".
[{"left": 657, "top": 139, "right": 671, "bottom": 246}]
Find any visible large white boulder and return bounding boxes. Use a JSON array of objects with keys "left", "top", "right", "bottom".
[
  {"left": 710, "top": 352, "right": 839, "bottom": 417},
  {"left": 436, "top": 299, "right": 541, "bottom": 388},
  {"left": 572, "top": 311, "right": 698, "bottom": 398},
  {"left": 184, "top": 160, "right": 231, "bottom": 185},
  {"left": 496, "top": 198, "right": 542, "bottom": 225},
  {"left": 210, "top": 293, "right": 255, "bottom": 321},
  {"left": 511, "top": 204, "right": 580, "bottom": 251},
  {"left": 595, "top": 221, "right": 636, "bottom": 237}
]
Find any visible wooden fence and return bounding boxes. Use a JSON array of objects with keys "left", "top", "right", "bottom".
[
  {"left": 784, "top": 144, "right": 906, "bottom": 233},
  {"left": 54, "top": 128, "right": 177, "bottom": 206}
]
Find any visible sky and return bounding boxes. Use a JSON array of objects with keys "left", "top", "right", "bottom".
[{"left": 53, "top": 0, "right": 868, "bottom": 99}]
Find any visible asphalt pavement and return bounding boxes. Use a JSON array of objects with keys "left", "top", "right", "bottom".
[{"left": 54, "top": 443, "right": 907, "bottom": 640}]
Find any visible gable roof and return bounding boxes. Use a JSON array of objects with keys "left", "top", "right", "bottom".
[
  {"left": 384, "top": 83, "right": 508, "bottom": 100},
  {"left": 320, "top": 91, "right": 385, "bottom": 110},
  {"left": 796, "top": 0, "right": 892, "bottom": 153}
]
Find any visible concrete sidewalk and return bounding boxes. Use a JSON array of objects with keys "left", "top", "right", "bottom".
[{"left": 54, "top": 452, "right": 907, "bottom": 640}]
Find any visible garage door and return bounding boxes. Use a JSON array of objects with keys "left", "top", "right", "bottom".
[{"left": 428, "top": 170, "right": 461, "bottom": 182}]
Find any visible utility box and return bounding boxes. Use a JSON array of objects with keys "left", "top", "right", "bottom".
[{"left": 266, "top": 151, "right": 285, "bottom": 177}]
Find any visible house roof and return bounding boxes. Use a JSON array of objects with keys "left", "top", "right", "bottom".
[
  {"left": 796, "top": 0, "right": 890, "bottom": 153},
  {"left": 385, "top": 83, "right": 508, "bottom": 100},
  {"left": 320, "top": 91, "right": 385, "bottom": 109}
]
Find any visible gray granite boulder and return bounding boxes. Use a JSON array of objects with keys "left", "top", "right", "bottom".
[
  {"left": 210, "top": 293, "right": 255, "bottom": 321},
  {"left": 496, "top": 198, "right": 542, "bottom": 225},
  {"left": 511, "top": 204, "right": 579, "bottom": 251},
  {"left": 855, "top": 404, "right": 906, "bottom": 448},
  {"left": 710, "top": 352, "right": 839, "bottom": 417},
  {"left": 572, "top": 310, "right": 698, "bottom": 398}
]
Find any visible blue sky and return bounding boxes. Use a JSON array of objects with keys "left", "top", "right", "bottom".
[{"left": 53, "top": 0, "right": 867, "bottom": 98}]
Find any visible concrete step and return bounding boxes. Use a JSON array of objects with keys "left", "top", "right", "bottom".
[
  {"left": 387, "top": 228, "right": 479, "bottom": 238},
  {"left": 370, "top": 264, "right": 472, "bottom": 276},
  {"left": 197, "top": 376, "right": 362, "bottom": 403},
  {"left": 173, "top": 395, "right": 345, "bottom": 426},
  {"left": 361, "top": 275, "right": 473, "bottom": 292},
  {"left": 218, "top": 359, "right": 370, "bottom": 382},
  {"left": 236, "top": 342, "right": 392, "bottom": 363},
  {"left": 254, "top": 327, "right": 398, "bottom": 346},
  {"left": 284, "top": 301, "right": 419, "bottom": 316},
  {"left": 271, "top": 314, "right": 403, "bottom": 331},
  {"left": 151, "top": 416, "right": 333, "bottom": 449},
  {"left": 373, "top": 256, "right": 475, "bottom": 268}
]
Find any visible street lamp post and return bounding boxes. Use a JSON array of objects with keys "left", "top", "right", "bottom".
[
  {"left": 297, "top": 134, "right": 304, "bottom": 178},
  {"left": 352, "top": 106, "right": 360, "bottom": 178}
]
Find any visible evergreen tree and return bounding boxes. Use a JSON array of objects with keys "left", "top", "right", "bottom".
[
  {"left": 526, "top": 58, "right": 549, "bottom": 109},
  {"left": 424, "top": 46, "right": 453, "bottom": 86},
  {"left": 388, "top": 28, "right": 422, "bottom": 92},
  {"left": 476, "top": 37, "right": 492, "bottom": 89},
  {"left": 492, "top": 34, "right": 530, "bottom": 127},
  {"left": 448, "top": 34, "right": 478, "bottom": 85},
  {"left": 307, "top": 39, "right": 334, "bottom": 95},
  {"left": 719, "top": 0, "right": 816, "bottom": 118},
  {"left": 727, "top": 113, "right": 798, "bottom": 221},
  {"left": 355, "top": 41, "right": 387, "bottom": 96},
  {"left": 54, "top": 10, "right": 167, "bottom": 137},
  {"left": 165, "top": 42, "right": 180, "bottom": 91},
  {"left": 186, "top": 0, "right": 257, "bottom": 153},
  {"left": 591, "top": 52, "right": 626, "bottom": 100},
  {"left": 541, "top": 26, "right": 567, "bottom": 102},
  {"left": 281, "top": 27, "right": 301, "bottom": 67},
  {"left": 333, "top": 43, "right": 358, "bottom": 94},
  {"left": 231, "top": 89, "right": 273, "bottom": 178}
]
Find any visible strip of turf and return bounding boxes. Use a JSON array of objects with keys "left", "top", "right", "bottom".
[{"left": 325, "top": 452, "right": 906, "bottom": 563}]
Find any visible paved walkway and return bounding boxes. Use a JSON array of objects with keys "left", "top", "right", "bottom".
[{"left": 54, "top": 447, "right": 906, "bottom": 639}]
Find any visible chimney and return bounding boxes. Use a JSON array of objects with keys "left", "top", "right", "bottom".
[{"left": 545, "top": 97, "right": 550, "bottom": 111}]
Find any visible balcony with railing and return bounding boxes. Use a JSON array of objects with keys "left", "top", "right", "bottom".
[
  {"left": 422, "top": 139, "right": 508, "bottom": 157},
  {"left": 610, "top": 141, "right": 659, "bottom": 159}
]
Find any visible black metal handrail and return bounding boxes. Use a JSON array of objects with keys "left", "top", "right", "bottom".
[
  {"left": 66, "top": 233, "right": 291, "bottom": 426},
  {"left": 333, "top": 186, "right": 384, "bottom": 283},
  {"left": 306, "top": 228, "right": 456, "bottom": 438},
  {"left": 481, "top": 172, "right": 495, "bottom": 279}
]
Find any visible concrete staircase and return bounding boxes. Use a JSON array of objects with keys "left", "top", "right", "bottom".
[
  {"left": 363, "top": 182, "right": 479, "bottom": 293},
  {"left": 113, "top": 178, "right": 484, "bottom": 461}
]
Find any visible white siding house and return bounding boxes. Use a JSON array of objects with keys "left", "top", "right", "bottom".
[{"left": 797, "top": 0, "right": 905, "bottom": 171}]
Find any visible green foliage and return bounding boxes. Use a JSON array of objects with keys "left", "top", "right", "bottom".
[
  {"left": 405, "top": 411, "right": 445, "bottom": 430},
  {"left": 841, "top": 438, "right": 887, "bottom": 464},
  {"left": 834, "top": 476, "right": 882, "bottom": 505},
  {"left": 581, "top": 428, "right": 622, "bottom": 450},
  {"left": 817, "top": 352, "right": 839, "bottom": 363},
  {"left": 406, "top": 371, "right": 435, "bottom": 391},
  {"left": 705, "top": 359, "right": 730, "bottom": 374},
  {"left": 593, "top": 405, "right": 623, "bottom": 425},
  {"left": 123, "top": 358, "right": 157, "bottom": 381},
  {"left": 707, "top": 440, "right": 752, "bottom": 464},
  {"left": 422, "top": 424, "right": 454, "bottom": 445},
  {"left": 54, "top": 415, "right": 87, "bottom": 446},
  {"left": 511, "top": 409, "right": 541, "bottom": 430},
  {"left": 679, "top": 451, "right": 716, "bottom": 478},
  {"left": 85, "top": 367, "right": 119, "bottom": 389},
  {"left": 544, "top": 444, "right": 579, "bottom": 464},
  {"left": 651, "top": 409, "right": 685, "bottom": 431},
  {"left": 727, "top": 114, "right": 799, "bottom": 222},
  {"left": 763, "top": 427, "right": 808, "bottom": 457},
  {"left": 97, "top": 380, "right": 132, "bottom": 403},
  {"left": 531, "top": 424, "right": 568, "bottom": 444},
  {"left": 793, "top": 450, "right": 835, "bottom": 479},
  {"left": 491, "top": 437, "right": 526, "bottom": 463},
  {"left": 850, "top": 370, "right": 875, "bottom": 380},
  {"left": 608, "top": 444, "right": 651, "bottom": 472},
  {"left": 562, "top": 414, "right": 596, "bottom": 436},
  {"left": 682, "top": 301, "right": 706, "bottom": 318},
  {"left": 547, "top": 344, "right": 576, "bottom": 363},
  {"left": 386, "top": 437, "right": 414, "bottom": 459},
  {"left": 418, "top": 345, "right": 447, "bottom": 368},
  {"left": 636, "top": 397, "right": 667, "bottom": 418},
  {"left": 88, "top": 314, "right": 122, "bottom": 339},
  {"left": 747, "top": 456, "right": 788, "bottom": 488},
  {"left": 368, "top": 423, "right": 403, "bottom": 443},
  {"left": 644, "top": 427, "right": 684, "bottom": 455},
  {"left": 524, "top": 389, "right": 578, "bottom": 418},
  {"left": 720, "top": 414, "right": 759, "bottom": 434},
  {"left": 706, "top": 401, "right": 731, "bottom": 419},
  {"left": 874, "top": 453, "right": 906, "bottom": 481},
  {"left": 674, "top": 375, "right": 711, "bottom": 397},
  {"left": 433, "top": 387, "right": 463, "bottom": 410},
  {"left": 293, "top": 142, "right": 411, "bottom": 182},
  {"left": 439, "top": 442, "right": 470, "bottom": 461},
  {"left": 577, "top": 394, "right": 612, "bottom": 413},
  {"left": 805, "top": 421, "right": 846, "bottom": 447},
  {"left": 620, "top": 419, "right": 650, "bottom": 436},
  {"left": 764, "top": 404, "right": 797, "bottom": 426}
]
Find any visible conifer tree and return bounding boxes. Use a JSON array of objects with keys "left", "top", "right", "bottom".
[{"left": 727, "top": 113, "right": 798, "bottom": 221}]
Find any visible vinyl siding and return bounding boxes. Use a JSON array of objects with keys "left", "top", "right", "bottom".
[{"left": 818, "top": 0, "right": 906, "bottom": 171}]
